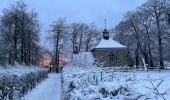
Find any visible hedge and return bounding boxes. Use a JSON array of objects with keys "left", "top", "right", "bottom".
[{"left": 0, "top": 65, "right": 49, "bottom": 100}]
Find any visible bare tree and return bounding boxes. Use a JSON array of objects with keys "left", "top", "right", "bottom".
[
  {"left": 49, "top": 18, "right": 69, "bottom": 72},
  {"left": 0, "top": 1, "right": 41, "bottom": 66},
  {"left": 114, "top": 0, "right": 170, "bottom": 67},
  {"left": 141, "top": 0, "right": 170, "bottom": 67},
  {"left": 84, "top": 23, "right": 99, "bottom": 52}
]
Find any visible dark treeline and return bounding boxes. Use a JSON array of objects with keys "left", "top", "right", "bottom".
[
  {"left": 0, "top": 1, "right": 41, "bottom": 66},
  {"left": 114, "top": 0, "right": 170, "bottom": 67}
]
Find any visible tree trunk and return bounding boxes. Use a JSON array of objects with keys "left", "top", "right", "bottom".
[
  {"left": 79, "top": 31, "right": 83, "bottom": 52},
  {"left": 155, "top": 13, "right": 164, "bottom": 68},
  {"left": 145, "top": 25, "right": 154, "bottom": 67},
  {"left": 14, "top": 17, "right": 18, "bottom": 63},
  {"left": 148, "top": 45, "right": 154, "bottom": 67},
  {"left": 55, "top": 31, "right": 60, "bottom": 73},
  {"left": 159, "top": 38, "right": 164, "bottom": 68},
  {"left": 135, "top": 44, "right": 139, "bottom": 67}
]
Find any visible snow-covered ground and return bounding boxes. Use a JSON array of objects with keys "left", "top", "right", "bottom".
[
  {"left": 62, "top": 62, "right": 170, "bottom": 100},
  {"left": 24, "top": 73, "right": 62, "bottom": 100}
]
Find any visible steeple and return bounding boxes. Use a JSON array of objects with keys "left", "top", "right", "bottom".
[{"left": 103, "top": 19, "right": 109, "bottom": 40}]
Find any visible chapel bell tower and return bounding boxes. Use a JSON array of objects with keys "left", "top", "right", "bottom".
[{"left": 103, "top": 19, "right": 109, "bottom": 40}]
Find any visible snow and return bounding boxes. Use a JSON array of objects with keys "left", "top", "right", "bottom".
[
  {"left": 0, "top": 64, "right": 48, "bottom": 77},
  {"left": 61, "top": 53, "right": 170, "bottom": 99},
  {"left": 62, "top": 62, "right": 170, "bottom": 99},
  {"left": 94, "top": 38, "right": 126, "bottom": 49},
  {"left": 24, "top": 73, "right": 62, "bottom": 100},
  {"left": 73, "top": 52, "right": 94, "bottom": 66},
  {"left": 0, "top": 65, "right": 48, "bottom": 100}
]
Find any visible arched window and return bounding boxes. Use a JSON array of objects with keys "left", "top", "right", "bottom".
[{"left": 109, "top": 52, "right": 115, "bottom": 62}]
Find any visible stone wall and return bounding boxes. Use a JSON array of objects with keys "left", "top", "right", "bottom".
[{"left": 92, "top": 48, "right": 128, "bottom": 67}]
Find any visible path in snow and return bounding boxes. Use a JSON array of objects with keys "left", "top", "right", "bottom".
[{"left": 24, "top": 73, "right": 62, "bottom": 100}]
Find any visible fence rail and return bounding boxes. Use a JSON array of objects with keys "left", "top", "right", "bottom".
[{"left": 100, "top": 66, "right": 170, "bottom": 72}]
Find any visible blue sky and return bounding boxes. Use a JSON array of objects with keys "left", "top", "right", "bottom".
[{"left": 0, "top": 0, "right": 147, "bottom": 47}]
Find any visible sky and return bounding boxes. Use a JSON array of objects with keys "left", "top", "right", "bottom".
[{"left": 0, "top": 0, "right": 147, "bottom": 47}]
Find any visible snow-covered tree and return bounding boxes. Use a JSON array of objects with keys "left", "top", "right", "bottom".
[{"left": 0, "top": 1, "right": 41, "bottom": 65}]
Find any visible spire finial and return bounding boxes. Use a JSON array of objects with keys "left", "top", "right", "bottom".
[{"left": 104, "top": 19, "right": 107, "bottom": 29}]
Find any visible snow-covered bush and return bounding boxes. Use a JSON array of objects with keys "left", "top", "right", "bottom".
[
  {"left": 0, "top": 65, "right": 48, "bottom": 100},
  {"left": 62, "top": 53, "right": 170, "bottom": 100},
  {"left": 62, "top": 64, "right": 143, "bottom": 100}
]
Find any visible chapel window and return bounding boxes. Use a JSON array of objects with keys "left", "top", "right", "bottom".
[{"left": 109, "top": 52, "right": 115, "bottom": 62}]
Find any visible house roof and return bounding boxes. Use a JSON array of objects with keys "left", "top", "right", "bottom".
[{"left": 94, "top": 38, "right": 127, "bottom": 49}]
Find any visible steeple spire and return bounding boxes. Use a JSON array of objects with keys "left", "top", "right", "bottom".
[
  {"left": 104, "top": 19, "right": 107, "bottom": 29},
  {"left": 103, "top": 19, "right": 109, "bottom": 40}
]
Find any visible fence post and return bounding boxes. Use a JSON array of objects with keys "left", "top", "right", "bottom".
[
  {"left": 112, "top": 73, "right": 113, "bottom": 81},
  {"left": 100, "top": 71, "right": 102, "bottom": 81},
  {"left": 96, "top": 77, "right": 98, "bottom": 85}
]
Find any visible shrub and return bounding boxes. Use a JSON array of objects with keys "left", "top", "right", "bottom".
[{"left": 0, "top": 65, "right": 48, "bottom": 100}]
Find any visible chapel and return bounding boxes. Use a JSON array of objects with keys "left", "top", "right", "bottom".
[{"left": 91, "top": 24, "right": 128, "bottom": 67}]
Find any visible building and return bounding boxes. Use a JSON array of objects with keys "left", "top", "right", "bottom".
[{"left": 91, "top": 27, "right": 128, "bottom": 67}]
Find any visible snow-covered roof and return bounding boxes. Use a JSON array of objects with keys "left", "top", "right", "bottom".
[{"left": 94, "top": 38, "right": 126, "bottom": 49}]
